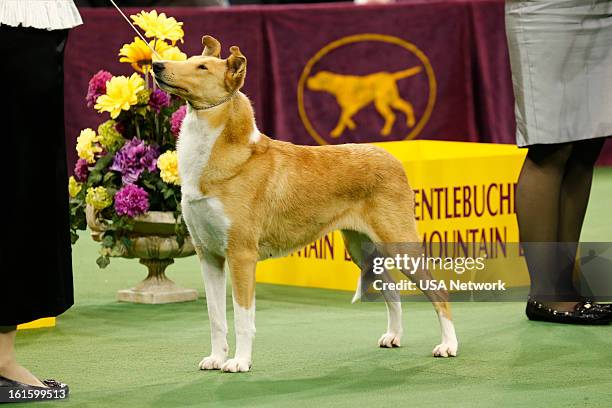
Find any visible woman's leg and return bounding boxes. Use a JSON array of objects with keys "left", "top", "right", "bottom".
[
  {"left": 557, "top": 138, "right": 605, "bottom": 297},
  {"left": 0, "top": 327, "right": 45, "bottom": 386},
  {"left": 558, "top": 138, "right": 605, "bottom": 242},
  {"left": 516, "top": 143, "right": 578, "bottom": 309}
]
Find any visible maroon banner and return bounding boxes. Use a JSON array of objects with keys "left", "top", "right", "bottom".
[
  {"left": 265, "top": 2, "right": 506, "bottom": 145},
  {"left": 64, "top": 2, "right": 612, "bottom": 168}
]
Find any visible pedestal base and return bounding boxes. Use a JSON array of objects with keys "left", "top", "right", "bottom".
[
  {"left": 117, "top": 258, "right": 199, "bottom": 304},
  {"left": 117, "top": 286, "right": 198, "bottom": 304}
]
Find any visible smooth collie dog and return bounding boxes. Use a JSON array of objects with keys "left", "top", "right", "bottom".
[{"left": 152, "top": 35, "right": 458, "bottom": 373}]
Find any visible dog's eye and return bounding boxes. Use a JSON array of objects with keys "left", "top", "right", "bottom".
[{"left": 198, "top": 64, "right": 208, "bottom": 71}]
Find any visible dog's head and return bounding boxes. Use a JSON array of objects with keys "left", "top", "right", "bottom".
[
  {"left": 306, "top": 71, "right": 336, "bottom": 92},
  {"left": 152, "top": 35, "right": 246, "bottom": 108}
]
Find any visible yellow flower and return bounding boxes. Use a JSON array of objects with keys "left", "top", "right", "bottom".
[
  {"left": 156, "top": 45, "right": 187, "bottom": 62},
  {"left": 68, "top": 176, "right": 82, "bottom": 198},
  {"left": 76, "top": 128, "right": 102, "bottom": 164},
  {"left": 119, "top": 37, "right": 173, "bottom": 73},
  {"left": 157, "top": 150, "right": 180, "bottom": 185},
  {"left": 131, "top": 10, "right": 184, "bottom": 44},
  {"left": 86, "top": 186, "right": 113, "bottom": 210},
  {"left": 94, "top": 73, "right": 145, "bottom": 119}
]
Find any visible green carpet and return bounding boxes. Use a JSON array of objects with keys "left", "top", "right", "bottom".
[{"left": 13, "top": 168, "right": 612, "bottom": 407}]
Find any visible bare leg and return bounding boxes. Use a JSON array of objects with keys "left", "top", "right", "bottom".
[{"left": 0, "top": 327, "right": 46, "bottom": 387}]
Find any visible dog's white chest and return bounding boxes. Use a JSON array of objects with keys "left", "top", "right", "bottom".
[
  {"left": 177, "top": 108, "right": 230, "bottom": 254},
  {"left": 181, "top": 196, "right": 230, "bottom": 254},
  {"left": 176, "top": 108, "right": 223, "bottom": 201}
]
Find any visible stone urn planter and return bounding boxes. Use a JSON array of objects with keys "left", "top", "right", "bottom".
[{"left": 86, "top": 205, "right": 198, "bottom": 304}]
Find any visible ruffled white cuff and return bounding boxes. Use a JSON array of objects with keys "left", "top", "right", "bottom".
[{"left": 0, "top": 0, "right": 82, "bottom": 30}]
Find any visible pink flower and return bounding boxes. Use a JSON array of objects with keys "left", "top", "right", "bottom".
[
  {"left": 86, "top": 70, "right": 113, "bottom": 107},
  {"left": 74, "top": 158, "right": 89, "bottom": 182},
  {"left": 170, "top": 105, "right": 187, "bottom": 137},
  {"left": 114, "top": 184, "right": 149, "bottom": 217},
  {"left": 149, "top": 89, "right": 171, "bottom": 113}
]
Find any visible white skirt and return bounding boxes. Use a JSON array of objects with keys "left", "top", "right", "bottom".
[
  {"left": 506, "top": 0, "right": 612, "bottom": 146},
  {"left": 0, "top": 0, "right": 82, "bottom": 31}
]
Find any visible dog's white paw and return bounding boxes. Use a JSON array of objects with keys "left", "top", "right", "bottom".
[
  {"left": 432, "top": 342, "right": 458, "bottom": 358},
  {"left": 199, "top": 355, "right": 227, "bottom": 370},
  {"left": 378, "top": 332, "right": 401, "bottom": 348},
  {"left": 221, "top": 358, "right": 251, "bottom": 373}
]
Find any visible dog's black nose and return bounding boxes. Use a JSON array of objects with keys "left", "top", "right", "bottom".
[{"left": 152, "top": 62, "right": 164, "bottom": 75}]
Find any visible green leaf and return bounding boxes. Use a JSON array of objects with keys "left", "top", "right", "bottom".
[
  {"left": 102, "top": 172, "right": 115, "bottom": 184},
  {"left": 96, "top": 255, "right": 110, "bottom": 269},
  {"left": 121, "top": 236, "right": 132, "bottom": 249},
  {"left": 102, "top": 234, "right": 114, "bottom": 248},
  {"left": 88, "top": 172, "right": 102, "bottom": 185},
  {"left": 162, "top": 188, "right": 173, "bottom": 200}
]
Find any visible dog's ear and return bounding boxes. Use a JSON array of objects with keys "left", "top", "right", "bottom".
[
  {"left": 202, "top": 35, "right": 221, "bottom": 58},
  {"left": 225, "top": 46, "right": 247, "bottom": 89}
]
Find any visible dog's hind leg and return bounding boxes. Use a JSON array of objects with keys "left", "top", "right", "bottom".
[
  {"left": 391, "top": 98, "right": 416, "bottom": 128},
  {"left": 341, "top": 229, "right": 402, "bottom": 348},
  {"left": 367, "top": 202, "right": 459, "bottom": 357},
  {"left": 196, "top": 247, "right": 229, "bottom": 370}
]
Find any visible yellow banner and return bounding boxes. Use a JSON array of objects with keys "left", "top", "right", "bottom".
[{"left": 256, "top": 140, "right": 527, "bottom": 291}]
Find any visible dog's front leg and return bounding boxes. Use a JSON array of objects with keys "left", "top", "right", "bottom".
[
  {"left": 222, "top": 248, "right": 257, "bottom": 373},
  {"left": 198, "top": 249, "right": 229, "bottom": 370}
]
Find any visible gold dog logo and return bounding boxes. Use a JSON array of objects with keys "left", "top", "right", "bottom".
[
  {"left": 298, "top": 34, "right": 436, "bottom": 145},
  {"left": 306, "top": 67, "right": 422, "bottom": 138}
]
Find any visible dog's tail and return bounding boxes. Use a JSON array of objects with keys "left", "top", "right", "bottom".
[
  {"left": 392, "top": 66, "right": 422, "bottom": 80},
  {"left": 351, "top": 278, "right": 362, "bottom": 303}
]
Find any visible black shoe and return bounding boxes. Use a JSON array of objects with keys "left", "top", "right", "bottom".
[
  {"left": 583, "top": 299, "right": 612, "bottom": 313},
  {"left": 526, "top": 298, "right": 612, "bottom": 325},
  {"left": 0, "top": 375, "right": 68, "bottom": 403}
]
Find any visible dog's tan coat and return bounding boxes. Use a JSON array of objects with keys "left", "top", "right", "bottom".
[{"left": 154, "top": 36, "right": 458, "bottom": 371}]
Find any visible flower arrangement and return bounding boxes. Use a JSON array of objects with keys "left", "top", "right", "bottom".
[{"left": 69, "top": 11, "right": 189, "bottom": 268}]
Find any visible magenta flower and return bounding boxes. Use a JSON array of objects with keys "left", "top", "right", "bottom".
[
  {"left": 110, "top": 138, "right": 159, "bottom": 184},
  {"left": 114, "top": 184, "right": 149, "bottom": 217},
  {"left": 74, "top": 158, "right": 89, "bottom": 182},
  {"left": 86, "top": 70, "right": 113, "bottom": 108},
  {"left": 149, "top": 89, "right": 171, "bottom": 113},
  {"left": 170, "top": 105, "right": 187, "bottom": 137}
]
